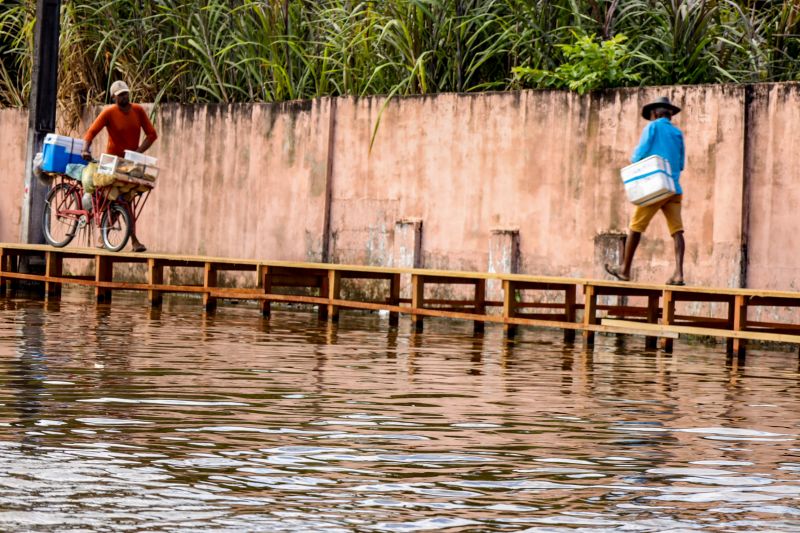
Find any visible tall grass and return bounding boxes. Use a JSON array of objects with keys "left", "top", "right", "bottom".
[{"left": 1, "top": 0, "right": 800, "bottom": 116}]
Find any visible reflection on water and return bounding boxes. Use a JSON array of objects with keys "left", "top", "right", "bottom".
[{"left": 1, "top": 288, "right": 800, "bottom": 531}]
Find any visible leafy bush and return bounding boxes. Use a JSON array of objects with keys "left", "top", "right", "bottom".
[
  {"left": 1, "top": 0, "right": 799, "bottom": 114},
  {"left": 513, "top": 33, "right": 640, "bottom": 94}
]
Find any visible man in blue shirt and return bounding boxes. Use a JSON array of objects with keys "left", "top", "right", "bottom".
[{"left": 605, "top": 96, "right": 686, "bottom": 285}]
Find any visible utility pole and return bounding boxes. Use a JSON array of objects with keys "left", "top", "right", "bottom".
[{"left": 20, "top": 0, "right": 61, "bottom": 247}]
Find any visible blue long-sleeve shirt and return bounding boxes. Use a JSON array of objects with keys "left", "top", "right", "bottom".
[{"left": 631, "top": 117, "right": 685, "bottom": 194}]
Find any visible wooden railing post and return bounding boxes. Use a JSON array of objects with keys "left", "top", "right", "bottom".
[
  {"left": 318, "top": 271, "right": 329, "bottom": 320},
  {"left": 661, "top": 290, "right": 675, "bottom": 352},
  {"left": 645, "top": 294, "right": 659, "bottom": 349},
  {"left": 732, "top": 294, "right": 747, "bottom": 356},
  {"left": 95, "top": 255, "right": 113, "bottom": 303},
  {"left": 411, "top": 274, "right": 424, "bottom": 332},
  {"left": 327, "top": 270, "right": 341, "bottom": 322},
  {"left": 564, "top": 285, "right": 577, "bottom": 343},
  {"left": 0, "top": 247, "right": 8, "bottom": 295},
  {"left": 582, "top": 284, "right": 598, "bottom": 345},
  {"left": 503, "top": 280, "right": 517, "bottom": 337},
  {"left": 474, "top": 279, "right": 486, "bottom": 334},
  {"left": 726, "top": 295, "right": 735, "bottom": 354},
  {"left": 203, "top": 262, "right": 217, "bottom": 312},
  {"left": 44, "top": 251, "right": 62, "bottom": 301},
  {"left": 388, "top": 273, "right": 401, "bottom": 326},
  {"left": 148, "top": 258, "right": 163, "bottom": 308},
  {"left": 259, "top": 265, "right": 271, "bottom": 317}
]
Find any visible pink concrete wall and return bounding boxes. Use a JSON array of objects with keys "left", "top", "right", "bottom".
[
  {"left": 330, "top": 86, "right": 746, "bottom": 290},
  {"left": 0, "top": 109, "right": 28, "bottom": 243},
  {"left": 137, "top": 101, "right": 331, "bottom": 260},
  {"left": 0, "top": 83, "right": 797, "bottom": 296},
  {"left": 747, "top": 84, "right": 800, "bottom": 292}
]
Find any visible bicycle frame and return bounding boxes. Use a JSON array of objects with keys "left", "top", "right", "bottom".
[{"left": 45, "top": 172, "right": 151, "bottom": 245}]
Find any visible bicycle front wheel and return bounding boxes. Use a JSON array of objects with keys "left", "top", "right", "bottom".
[
  {"left": 100, "top": 203, "right": 132, "bottom": 252},
  {"left": 43, "top": 182, "right": 80, "bottom": 248}
]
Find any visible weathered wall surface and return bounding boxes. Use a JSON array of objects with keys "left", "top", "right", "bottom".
[
  {"left": 0, "top": 109, "right": 27, "bottom": 243},
  {"left": 0, "top": 84, "right": 796, "bottom": 297},
  {"left": 746, "top": 84, "right": 800, "bottom": 293},
  {"left": 141, "top": 101, "right": 331, "bottom": 261},
  {"left": 329, "top": 86, "right": 746, "bottom": 293}
]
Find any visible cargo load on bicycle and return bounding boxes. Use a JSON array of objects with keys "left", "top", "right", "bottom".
[
  {"left": 38, "top": 149, "right": 159, "bottom": 252},
  {"left": 85, "top": 151, "right": 159, "bottom": 198}
]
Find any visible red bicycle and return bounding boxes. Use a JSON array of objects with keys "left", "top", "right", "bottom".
[{"left": 42, "top": 170, "right": 151, "bottom": 252}]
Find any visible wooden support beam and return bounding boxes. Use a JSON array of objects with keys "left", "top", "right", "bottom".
[
  {"left": 731, "top": 294, "right": 748, "bottom": 356},
  {"left": 388, "top": 273, "right": 401, "bottom": 326},
  {"left": 411, "top": 274, "right": 424, "bottom": 332},
  {"left": 95, "top": 255, "right": 113, "bottom": 303},
  {"left": 661, "top": 290, "right": 675, "bottom": 352},
  {"left": 474, "top": 279, "right": 486, "bottom": 334},
  {"left": 726, "top": 296, "right": 736, "bottom": 354},
  {"left": 0, "top": 248, "right": 15, "bottom": 295},
  {"left": 259, "top": 265, "right": 271, "bottom": 317},
  {"left": 600, "top": 320, "right": 679, "bottom": 339},
  {"left": 203, "top": 262, "right": 217, "bottom": 312},
  {"left": 327, "top": 270, "right": 341, "bottom": 322},
  {"left": 564, "top": 285, "right": 576, "bottom": 343},
  {"left": 602, "top": 318, "right": 800, "bottom": 344},
  {"left": 0, "top": 249, "right": 5, "bottom": 296},
  {"left": 44, "top": 251, "right": 62, "bottom": 301},
  {"left": 503, "top": 280, "right": 517, "bottom": 337},
  {"left": 747, "top": 296, "right": 800, "bottom": 307},
  {"left": 645, "top": 294, "right": 659, "bottom": 349},
  {"left": 318, "top": 271, "right": 329, "bottom": 320},
  {"left": 582, "top": 285, "right": 598, "bottom": 345},
  {"left": 148, "top": 258, "right": 164, "bottom": 308}
]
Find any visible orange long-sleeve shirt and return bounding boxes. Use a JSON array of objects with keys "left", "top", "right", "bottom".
[{"left": 84, "top": 103, "right": 158, "bottom": 157}]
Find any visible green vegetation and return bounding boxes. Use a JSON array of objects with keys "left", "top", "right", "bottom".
[
  {"left": 513, "top": 33, "right": 641, "bottom": 94},
  {"left": 1, "top": 0, "right": 799, "bottom": 114}
]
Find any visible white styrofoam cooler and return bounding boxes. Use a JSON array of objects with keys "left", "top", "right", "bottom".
[{"left": 620, "top": 155, "right": 676, "bottom": 206}]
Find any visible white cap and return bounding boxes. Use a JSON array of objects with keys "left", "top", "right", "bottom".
[{"left": 110, "top": 80, "right": 130, "bottom": 97}]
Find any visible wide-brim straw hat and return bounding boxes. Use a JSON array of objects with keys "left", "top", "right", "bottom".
[{"left": 642, "top": 96, "right": 681, "bottom": 120}]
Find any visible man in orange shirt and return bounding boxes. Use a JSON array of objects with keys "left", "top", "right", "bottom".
[{"left": 82, "top": 80, "right": 158, "bottom": 252}]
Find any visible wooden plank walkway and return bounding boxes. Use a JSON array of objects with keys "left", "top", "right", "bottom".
[{"left": 2, "top": 243, "right": 800, "bottom": 356}]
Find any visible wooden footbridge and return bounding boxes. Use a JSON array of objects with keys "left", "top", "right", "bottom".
[{"left": 2, "top": 243, "right": 800, "bottom": 356}]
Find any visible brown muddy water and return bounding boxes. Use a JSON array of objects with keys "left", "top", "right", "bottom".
[{"left": 1, "top": 287, "right": 800, "bottom": 532}]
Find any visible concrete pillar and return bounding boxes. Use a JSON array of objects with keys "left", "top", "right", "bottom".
[
  {"left": 393, "top": 218, "right": 423, "bottom": 300},
  {"left": 594, "top": 232, "right": 626, "bottom": 307},
  {"left": 488, "top": 228, "right": 520, "bottom": 302},
  {"left": 393, "top": 218, "right": 423, "bottom": 269}
]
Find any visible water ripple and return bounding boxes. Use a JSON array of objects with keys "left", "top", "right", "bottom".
[{"left": 1, "top": 290, "right": 799, "bottom": 531}]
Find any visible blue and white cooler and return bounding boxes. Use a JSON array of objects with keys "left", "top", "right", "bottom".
[
  {"left": 619, "top": 155, "right": 676, "bottom": 206},
  {"left": 41, "top": 134, "right": 88, "bottom": 173}
]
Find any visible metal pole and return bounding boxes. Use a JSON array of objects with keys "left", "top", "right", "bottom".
[{"left": 20, "top": 0, "right": 61, "bottom": 246}]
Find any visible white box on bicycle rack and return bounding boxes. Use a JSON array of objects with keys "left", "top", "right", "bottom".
[{"left": 97, "top": 153, "right": 159, "bottom": 185}]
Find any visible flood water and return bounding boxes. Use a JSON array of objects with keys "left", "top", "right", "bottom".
[{"left": 1, "top": 288, "right": 800, "bottom": 532}]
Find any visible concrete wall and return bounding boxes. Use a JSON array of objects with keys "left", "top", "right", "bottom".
[
  {"left": 330, "top": 86, "right": 746, "bottom": 294},
  {"left": 144, "top": 101, "right": 331, "bottom": 261},
  {"left": 0, "top": 84, "right": 797, "bottom": 297},
  {"left": 746, "top": 84, "right": 800, "bottom": 293},
  {"left": 0, "top": 109, "right": 27, "bottom": 243}
]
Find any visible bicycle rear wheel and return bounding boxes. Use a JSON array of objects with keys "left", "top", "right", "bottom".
[
  {"left": 100, "top": 203, "right": 132, "bottom": 252},
  {"left": 43, "top": 182, "right": 80, "bottom": 248}
]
